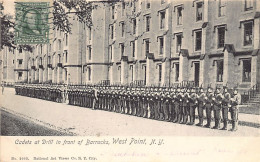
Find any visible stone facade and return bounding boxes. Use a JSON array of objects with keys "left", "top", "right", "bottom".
[{"left": 1, "top": 0, "right": 260, "bottom": 89}]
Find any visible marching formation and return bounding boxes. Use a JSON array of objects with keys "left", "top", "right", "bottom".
[{"left": 15, "top": 84, "right": 241, "bottom": 131}]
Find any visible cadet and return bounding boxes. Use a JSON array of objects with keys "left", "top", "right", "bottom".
[
  {"left": 197, "top": 87, "right": 206, "bottom": 126},
  {"left": 213, "top": 87, "right": 223, "bottom": 129},
  {"left": 230, "top": 87, "right": 241, "bottom": 131},
  {"left": 188, "top": 88, "right": 197, "bottom": 125},
  {"left": 221, "top": 86, "right": 231, "bottom": 130},
  {"left": 182, "top": 88, "right": 189, "bottom": 124},
  {"left": 204, "top": 87, "right": 213, "bottom": 128}
]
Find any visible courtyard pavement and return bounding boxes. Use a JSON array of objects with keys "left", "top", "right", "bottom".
[{"left": 0, "top": 87, "right": 259, "bottom": 136}]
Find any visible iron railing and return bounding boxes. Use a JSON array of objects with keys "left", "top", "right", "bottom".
[{"left": 241, "top": 83, "right": 260, "bottom": 104}]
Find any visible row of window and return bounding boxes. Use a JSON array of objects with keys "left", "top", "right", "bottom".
[{"left": 108, "top": 20, "right": 253, "bottom": 60}]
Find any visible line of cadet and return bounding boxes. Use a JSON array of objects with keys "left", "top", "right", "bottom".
[
  {"left": 14, "top": 84, "right": 241, "bottom": 131},
  {"left": 15, "top": 84, "right": 65, "bottom": 103}
]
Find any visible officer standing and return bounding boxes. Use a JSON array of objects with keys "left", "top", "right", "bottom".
[
  {"left": 230, "top": 87, "right": 241, "bottom": 131},
  {"left": 221, "top": 86, "right": 231, "bottom": 130}
]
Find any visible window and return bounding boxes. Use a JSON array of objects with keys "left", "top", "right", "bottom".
[
  {"left": 245, "top": 0, "right": 253, "bottom": 11},
  {"left": 132, "top": 41, "right": 135, "bottom": 57},
  {"left": 146, "top": 0, "right": 151, "bottom": 9},
  {"left": 244, "top": 22, "right": 253, "bottom": 46},
  {"left": 133, "top": 18, "right": 136, "bottom": 35},
  {"left": 88, "top": 67, "right": 91, "bottom": 81},
  {"left": 58, "top": 39, "right": 61, "bottom": 50},
  {"left": 109, "top": 45, "right": 113, "bottom": 60},
  {"left": 159, "top": 37, "right": 164, "bottom": 55},
  {"left": 18, "top": 59, "right": 22, "bottom": 67},
  {"left": 216, "top": 60, "right": 223, "bottom": 82},
  {"left": 218, "top": 27, "right": 225, "bottom": 48},
  {"left": 58, "top": 54, "right": 61, "bottom": 63},
  {"left": 130, "top": 65, "right": 134, "bottom": 82},
  {"left": 120, "top": 43, "right": 124, "bottom": 56},
  {"left": 118, "top": 66, "right": 121, "bottom": 82},
  {"left": 65, "top": 50, "right": 68, "bottom": 63},
  {"left": 176, "top": 34, "right": 182, "bottom": 52},
  {"left": 195, "top": 30, "right": 202, "bottom": 51},
  {"left": 159, "top": 11, "right": 166, "bottom": 29},
  {"left": 18, "top": 72, "right": 23, "bottom": 80},
  {"left": 40, "top": 45, "right": 43, "bottom": 54},
  {"left": 110, "top": 25, "right": 114, "bottom": 39},
  {"left": 158, "top": 64, "right": 162, "bottom": 83},
  {"left": 242, "top": 59, "right": 251, "bottom": 82},
  {"left": 145, "top": 40, "right": 150, "bottom": 55},
  {"left": 121, "top": 22, "right": 125, "bottom": 37},
  {"left": 177, "top": 6, "right": 183, "bottom": 25},
  {"left": 19, "top": 48, "right": 22, "bottom": 53},
  {"left": 48, "top": 56, "right": 51, "bottom": 64},
  {"left": 175, "top": 63, "right": 179, "bottom": 82},
  {"left": 88, "top": 46, "right": 92, "bottom": 60},
  {"left": 112, "top": 5, "right": 115, "bottom": 19},
  {"left": 39, "top": 57, "right": 42, "bottom": 65},
  {"left": 88, "top": 27, "right": 92, "bottom": 40},
  {"left": 196, "top": 2, "right": 203, "bottom": 21},
  {"left": 218, "top": 0, "right": 226, "bottom": 17},
  {"left": 145, "top": 15, "right": 151, "bottom": 32},
  {"left": 65, "top": 33, "right": 68, "bottom": 46},
  {"left": 122, "top": 2, "right": 125, "bottom": 16}
]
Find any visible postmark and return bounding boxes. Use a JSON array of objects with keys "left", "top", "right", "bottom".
[{"left": 15, "top": 1, "right": 51, "bottom": 44}]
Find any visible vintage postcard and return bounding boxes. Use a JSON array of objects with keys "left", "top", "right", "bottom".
[{"left": 1, "top": 0, "right": 260, "bottom": 161}]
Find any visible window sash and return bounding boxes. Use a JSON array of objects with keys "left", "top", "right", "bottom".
[
  {"left": 176, "top": 35, "right": 182, "bottom": 52},
  {"left": 196, "top": 2, "right": 203, "bottom": 21},
  {"left": 160, "top": 12, "right": 165, "bottom": 29},
  {"left": 216, "top": 60, "right": 223, "bottom": 82},
  {"left": 177, "top": 7, "right": 183, "bottom": 25},
  {"left": 218, "top": 27, "right": 225, "bottom": 48},
  {"left": 159, "top": 38, "right": 164, "bottom": 55},
  {"left": 244, "top": 22, "right": 253, "bottom": 46},
  {"left": 195, "top": 31, "right": 202, "bottom": 51}
]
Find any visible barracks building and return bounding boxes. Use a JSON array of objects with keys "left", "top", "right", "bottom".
[{"left": 1, "top": 0, "right": 260, "bottom": 91}]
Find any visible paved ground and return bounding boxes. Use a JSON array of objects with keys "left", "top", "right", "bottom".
[
  {"left": 0, "top": 87, "right": 259, "bottom": 136},
  {"left": 1, "top": 109, "right": 72, "bottom": 136}
]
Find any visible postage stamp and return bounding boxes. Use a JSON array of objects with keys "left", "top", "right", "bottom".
[{"left": 15, "top": 1, "right": 51, "bottom": 44}]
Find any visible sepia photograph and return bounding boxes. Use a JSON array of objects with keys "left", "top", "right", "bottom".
[{"left": 0, "top": 0, "right": 260, "bottom": 161}]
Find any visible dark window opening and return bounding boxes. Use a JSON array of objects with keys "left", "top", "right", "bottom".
[
  {"left": 195, "top": 30, "right": 202, "bottom": 51},
  {"left": 216, "top": 60, "right": 223, "bottom": 82},
  {"left": 159, "top": 37, "right": 164, "bottom": 55},
  {"left": 132, "top": 41, "right": 135, "bottom": 57},
  {"left": 245, "top": 0, "right": 253, "bottom": 11},
  {"left": 219, "top": 0, "right": 226, "bottom": 17},
  {"left": 244, "top": 22, "right": 253, "bottom": 46},
  {"left": 146, "top": 16, "right": 150, "bottom": 32},
  {"left": 176, "top": 34, "right": 182, "bottom": 52},
  {"left": 196, "top": 2, "right": 203, "bottom": 21},
  {"left": 158, "top": 64, "right": 162, "bottom": 83},
  {"left": 133, "top": 19, "right": 136, "bottom": 34},
  {"left": 242, "top": 59, "right": 251, "bottom": 82},
  {"left": 120, "top": 44, "right": 124, "bottom": 56},
  {"left": 177, "top": 7, "right": 183, "bottom": 25},
  {"left": 145, "top": 40, "right": 149, "bottom": 55},
  {"left": 175, "top": 63, "right": 179, "bottom": 82},
  {"left": 160, "top": 11, "right": 165, "bottom": 29},
  {"left": 218, "top": 27, "right": 225, "bottom": 48}
]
